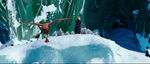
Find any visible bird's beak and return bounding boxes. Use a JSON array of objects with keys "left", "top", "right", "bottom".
[{"left": 78, "top": 17, "right": 81, "bottom": 20}]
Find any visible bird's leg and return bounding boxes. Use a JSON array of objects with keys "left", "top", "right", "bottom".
[
  {"left": 45, "top": 34, "right": 49, "bottom": 43},
  {"left": 35, "top": 34, "right": 40, "bottom": 40}
]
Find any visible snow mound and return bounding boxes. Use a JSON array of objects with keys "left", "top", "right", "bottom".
[{"left": 0, "top": 34, "right": 149, "bottom": 63}]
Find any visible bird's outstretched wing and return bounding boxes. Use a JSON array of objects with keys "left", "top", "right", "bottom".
[
  {"left": 49, "top": 18, "right": 72, "bottom": 25},
  {"left": 22, "top": 22, "right": 43, "bottom": 26}
]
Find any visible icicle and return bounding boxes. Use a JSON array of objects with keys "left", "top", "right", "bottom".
[{"left": 52, "top": 31, "right": 57, "bottom": 36}]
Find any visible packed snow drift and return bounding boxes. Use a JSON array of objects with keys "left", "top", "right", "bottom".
[{"left": 0, "top": 34, "right": 149, "bottom": 63}]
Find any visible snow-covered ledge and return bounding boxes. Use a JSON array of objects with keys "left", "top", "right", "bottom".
[{"left": 0, "top": 34, "right": 149, "bottom": 63}]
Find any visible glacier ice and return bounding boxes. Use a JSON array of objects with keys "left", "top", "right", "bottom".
[
  {"left": 80, "top": 0, "right": 85, "bottom": 14},
  {"left": 148, "top": 3, "right": 150, "bottom": 11},
  {"left": 34, "top": 4, "right": 57, "bottom": 23},
  {"left": 136, "top": 33, "right": 150, "bottom": 51},
  {"left": 7, "top": 0, "right": 20, "bottom": 29},
  {"left": 0, "top": 34, "right": 149, "bottom": 63}
]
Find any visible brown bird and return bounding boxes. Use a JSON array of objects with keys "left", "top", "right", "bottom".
[{"left": 22, "top": 18, "right": 71, "bottom": 43}]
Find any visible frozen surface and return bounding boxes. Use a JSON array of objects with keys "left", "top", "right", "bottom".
[{"left": 0, "top": 34, "right": 149, "bottom": 63}]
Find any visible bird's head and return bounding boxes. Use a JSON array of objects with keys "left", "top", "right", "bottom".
[{"left": 77, "top": 16, "right": 81, "bottom": 20}]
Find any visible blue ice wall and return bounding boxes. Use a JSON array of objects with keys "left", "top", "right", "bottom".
[{"left": 0, "top": 21, "right": 10, "bottom": 44}]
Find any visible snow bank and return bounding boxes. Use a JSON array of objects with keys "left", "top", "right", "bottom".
[{"left": 0, "top": 34, "right": 149, "bottom": 63}]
